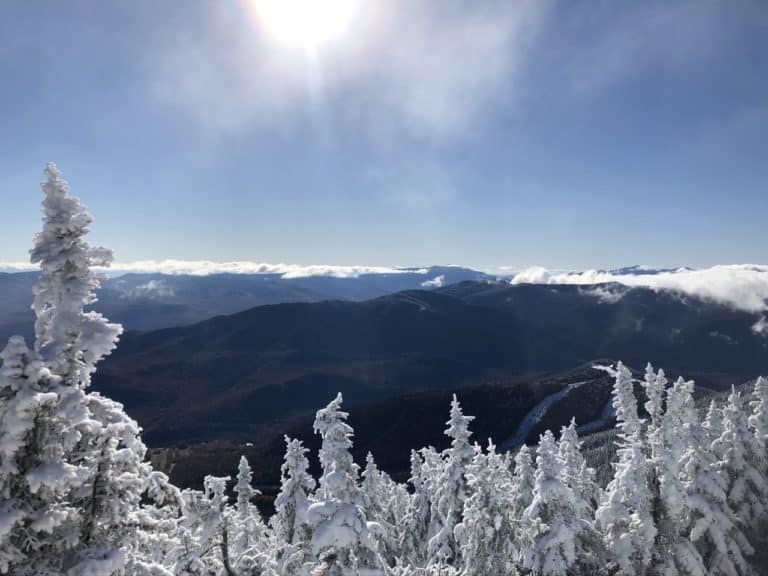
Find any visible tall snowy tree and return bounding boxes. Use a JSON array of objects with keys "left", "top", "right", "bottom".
[
  {"left": 457, "top": 439, "right": 516, "bottom": 576},
  {"left": 748, "top": 376, "right": 768, "bottom": 471},
  {"left": 400, "top": 450, "right": 434, "bottom": 567},
  {"left": 231, "top": 456, "right": 269, "bottom": 571},
  {"left": 595, "top": 362, "right": 656, "bottom": 576},
  {"left": 509, "top": 443, "right": 535, "bottom": 561},
  {"left": 713, "top": 387, "right": 768, "bottom": 534},
  {"left": 509, "top": 444, "right": 535, "bottom": 520},
  {"left": 558, "top": 418, "right": 600, "bottom": 516},
  {"left": 521, "top": 430, "right": 595, "bottom": 576},
  {"left": 679, "top": 384, "right": 753, "bottom": 576},
  {"left": 644, "top": 368, "right": 694, "bottom": 575},
  {"left": 361, "top": 452, "right": 409, "bottom": 567},
  {"left": 271, "top": 436, "right": 315, "bottom": 573},
  {"left": 703, "top": 400, "right": 725, "bottom": 445},
  {"left": 0, "top": 164, "right": 157, "bottom": 574},
  {"left": 307, "top": 394, "right": 381, "bottom": 574},
  {"left": 427, "top": 395, "right": 475, "bottom": 567}
]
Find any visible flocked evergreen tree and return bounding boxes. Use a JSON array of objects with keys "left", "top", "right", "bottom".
[
  {"left": 457, "top": 439, "right": 516, "bottom": 576},
  {"left": 713, "top": 387, "right": 768, "bottom": 535},
  {"left": 679, "top": 382, "right": 753, "bottom": 576},
  {"left": 748, "top": 376, "right": 768, "bottom": 473},
  {"left": 307, "top": 393, "right": 381, "bottom": 574},
  {"left": 0, "top": 164, "right": 164, "bottom": 574},
  {"left": 271, "top": 436, "right": 316, "bottom": 573},
  {"left": 521, "top": 430, "right": 595, "bottom": 576},
  {"left": 400, "top": 449, "right": 436, "bottom": 568},
  {"left": 595, "top": 362, "right": 656, "bottom": 576},
  {"left": 427, "top": 395, "right": 475, "bottom": 568}
]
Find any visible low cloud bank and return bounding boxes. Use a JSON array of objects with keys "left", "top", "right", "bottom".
[
  {"left": 106, "top": 260, "right": 427, "bottom": 278},
  {"left": 511, "top": 264, "right": 768, "bottom": 314},
  {"left": 1, "top": 259, "right": 427, "bottom": 278}
]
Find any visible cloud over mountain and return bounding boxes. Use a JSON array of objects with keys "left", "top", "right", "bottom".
[{"left": 511, "top": 264, "right": 768, "bottom": 314}]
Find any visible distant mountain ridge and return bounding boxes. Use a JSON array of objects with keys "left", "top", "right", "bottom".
[{"left": 0, "top": 266, "right": 493, "bottom": 341}]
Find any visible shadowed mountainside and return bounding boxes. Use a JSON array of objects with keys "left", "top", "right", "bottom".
[{"left": 93, "top": 281, "right": 768, "bottom": 447}]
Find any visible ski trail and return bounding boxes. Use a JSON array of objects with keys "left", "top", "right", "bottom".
[
  {"left": 500, "top": 381, "right": 588, "bottom": 450},
  {"left": 577, "top": 393, "right": 616, "bottom": 434}
]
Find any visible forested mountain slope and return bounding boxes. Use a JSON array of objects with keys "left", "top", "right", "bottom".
[{"left": 93, "top": 281, "right": 768, "bottom": 446}]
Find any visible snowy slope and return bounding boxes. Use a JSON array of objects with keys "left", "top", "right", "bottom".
[{"left": 499, "top": 381, "right": 588, "bottom": 449}]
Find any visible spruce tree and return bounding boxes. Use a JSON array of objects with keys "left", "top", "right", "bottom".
[
  {"left": 595, "top": 362, "right": 656, "bottom": 576},
  {"left": 307, "top": 394, "right": 381, "bottom": 574},
  {"left": 0, "top": 164, "right": 156, "bottom": 574},
  {"left": 521, "top": 430, "right": 591, "bottom": 576},
  {"left": 458, "top": 439, "right": 516, "bottom": 576},
  {"left": 713, "top": 388, "right": 768, "bottom": 534},
  {"left": 427, "top": 395, "right": 474, "bottom": 567}
]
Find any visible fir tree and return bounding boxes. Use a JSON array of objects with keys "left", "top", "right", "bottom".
[
  {"left": 595, "top": 362, "right": 656, "bottom": 576},
  {"left": 427, "top": 395, "right": 475, "bottom": 567},
  {"left": 748, "top": 376, "right": 768, "bottom": 472},
  {"left": 457, "top": 439, "right": 516, "bottom": 576},
  {"left": 0, "top": 164, "right": 154, "bottom": 574},
  {"left": 521, "top": 430, "right": 593, "bottom": 576},
  {"left": 713, "top": 387, "right": 768, "bottom": 534},
  {"left": 681, "top": 388, "right": 753, "bottom": 576},
  {"left": 308, "top": 394, "right": 381, "bottom": 574}
]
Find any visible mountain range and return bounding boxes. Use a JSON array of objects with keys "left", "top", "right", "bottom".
[
  {"left": 0, "top": 266, "right": 490, "bottom": 342},
  {"left": 90, "top": 280, "right": 768, "bottom": 449}
]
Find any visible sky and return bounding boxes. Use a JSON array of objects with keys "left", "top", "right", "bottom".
[{"left": 0, "top": 0, "right": 766, "bottom": 270}]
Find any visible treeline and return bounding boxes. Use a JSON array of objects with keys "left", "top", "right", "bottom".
[{"left": 1, "top": 165, "right": 767, "bottom": 575}]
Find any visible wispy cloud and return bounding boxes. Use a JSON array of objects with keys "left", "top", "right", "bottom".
[
  {"left": 148, "top": 0, "right": 551, "bottom": 137},
  {"left": 565, "top": 1, "right": 720, "bottom": 94},
  {"left": 511, "top": 264, "right": 768, "bottom": 314}
]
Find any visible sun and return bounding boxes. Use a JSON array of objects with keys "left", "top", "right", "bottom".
[{"left": 252, "top": 0, "right": 359, "bottom": 49}]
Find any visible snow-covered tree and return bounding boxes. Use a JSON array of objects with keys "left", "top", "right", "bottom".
[
  {"left": 679, "top": 389, "right": 753, "bottom": 576},
  {"left": 308, "top": 393, "right": 381, "bottom": 574},
  {"left": 595, "top": 362, "right": 656, "bottom": 576},
  {"left": 704, "top": 400, "right": 725, "bottom": 445},
  {"left": 457, "top": 439, "right": 516, "bottom": 576},
  {"left": 231, "top": 456, "right": 269, "bottom": 571},
  {"left": 521, "top": 430, "right": 596, "bottom": 576},
  {"left": 558, "top": 418, "right": 600, "bottom": 516},
  {"left": 400, "top": 450, "right": 434, "bottom": 567},
  {"left": 361, "top": 452, "right": 409, "bottom": 566},
  {"left": 271, "top": 436, "right": 315, "bottom": 573},
  {"left": 509, "top": 444, "right": 535, "bottom": 520},
  {"left": 0, "top": 164, "right": 159, "bottom": 574},
  {"left": 30, "top": 163, "right": 123, "bottom": 388},
  {"left": 748, "top": 376, "right": 768, "bottom": 470},
  {"left": 713, "top": 387, "right": 768, "bottom": 534},
  {"left": 427, "top": 395, "right": 475, "bottom": 567},
  {"left": 0, "top": 336, "right": 61, "bottom": 574}
]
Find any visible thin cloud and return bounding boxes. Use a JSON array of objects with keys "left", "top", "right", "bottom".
[
  {"left": 566, "top": 1, "right": 720, "bottom": 95},
  {"left": 148, "top": 0, "right": 551, "bottom": 137}
]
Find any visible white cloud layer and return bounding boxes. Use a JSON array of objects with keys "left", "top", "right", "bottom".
[
  {"left": 511, "top": 264, "right": 768, "bottom": 314},
  {"left": 1, "top": 260, "right": 426, "bottom": 278}
]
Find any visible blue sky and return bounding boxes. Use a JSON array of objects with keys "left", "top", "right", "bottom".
[{"left": 0, "top": 0, "right": 766, "bottom": 269}]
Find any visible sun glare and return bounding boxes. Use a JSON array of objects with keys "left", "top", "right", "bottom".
[{"left": 253, "top": 0, "right": 358, "bottom": 49}]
